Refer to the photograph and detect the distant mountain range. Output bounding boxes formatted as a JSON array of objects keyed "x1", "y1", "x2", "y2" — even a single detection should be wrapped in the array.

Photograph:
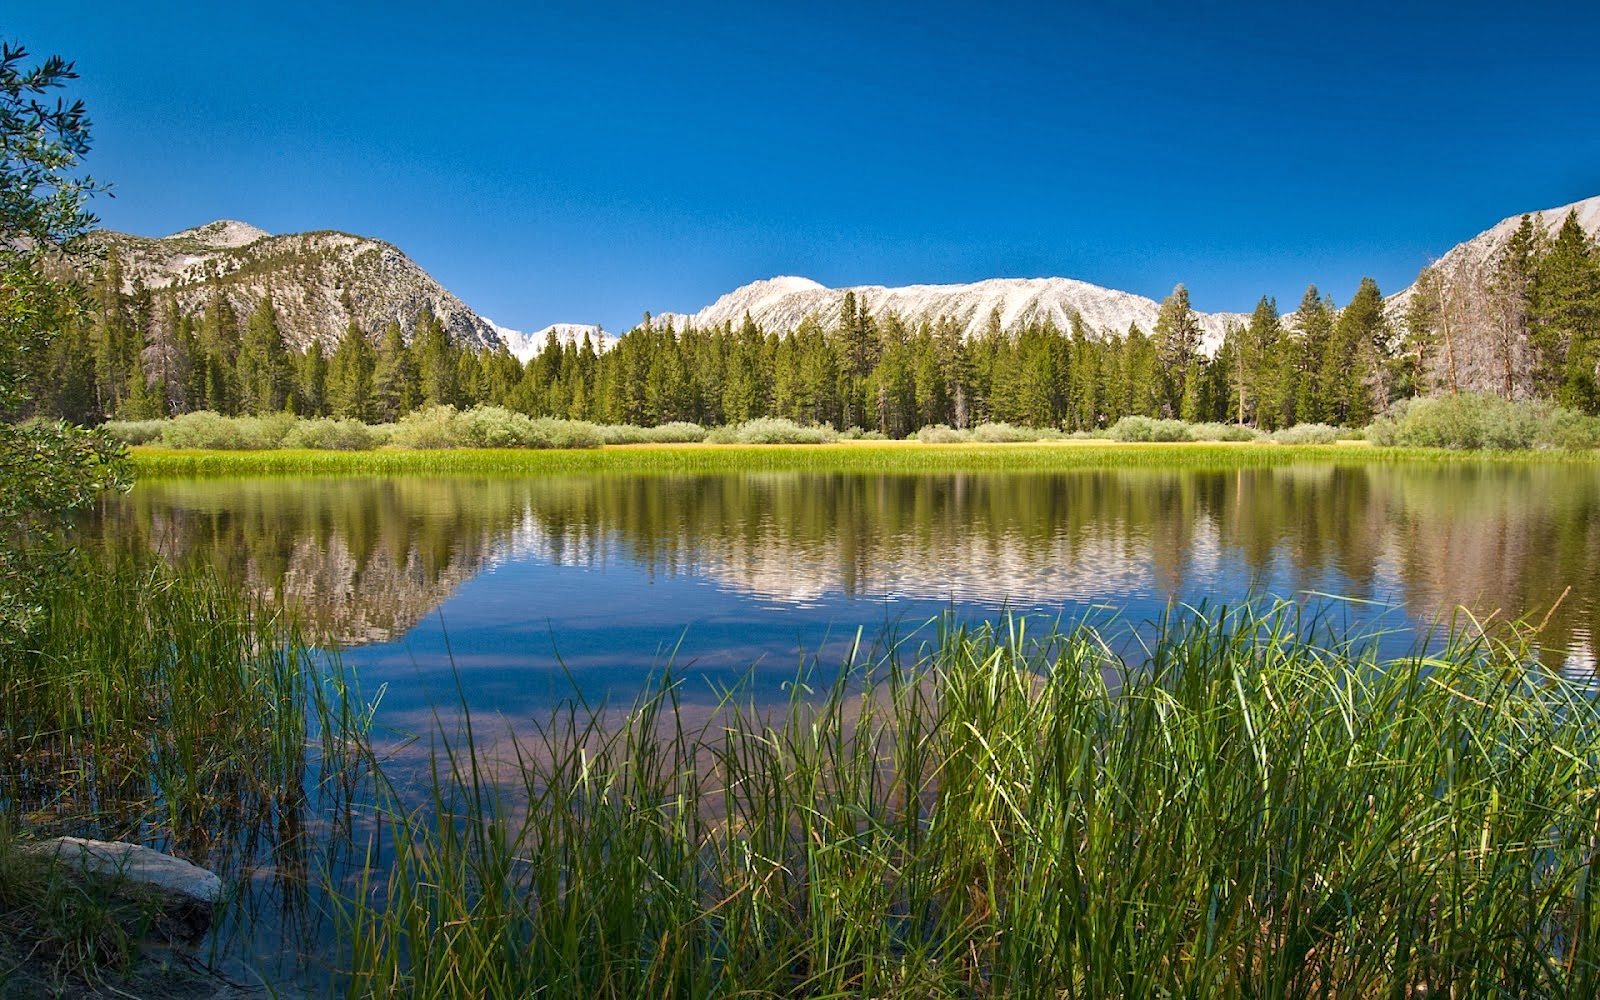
[{"x1": 90, "y1": 194, "x2": 1600, "y2": 360}]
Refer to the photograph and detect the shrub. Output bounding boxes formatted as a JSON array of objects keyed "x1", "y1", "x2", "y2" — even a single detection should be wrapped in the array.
[
  {"x1": 1269, "y1": 423, "x2": 1341, "y2": 445},
  {"x1": 711, "y1": 418, "x2": 837, "y2": 444},
  {"x1": 100, "y1": 420, "x2": 167, "y2": 446},
  {"x1": 916, "y1": 424, "x2": 967, "y2": 444},
  {"x1": 525, "y1": 417, "x2": 604, "y2": 449},
  {"x1": 280, "y1": 417, "x2": 385, "y2": 451},
  {"x1": 969, "y1": 422, "x2": 1045, "y2": 443},
  {"x1": 1541, "y1": 408, "x2": 1600, "y2": 450},
  {"x1": 599, "y1": 424, "x2": 650, "y2": 444},
  {"x1": 1370, "y1": 393, "x2": 1600, "y2": 451},
  {"x1": 389, "y1": 406, "x2": 468, "y2": 449},
  {"x1": 598, "y1": 421, "x2": 708, "y2": 444},
  {"x1": 1107, "y1": 416, "x2": 1191, "y2": 442},
  {"x1": 1187, "y1": 422, "x2": 1259, "y2": 442},
  {"x1": 160, "y1": 411, "x2": 294, "y2": 450}
]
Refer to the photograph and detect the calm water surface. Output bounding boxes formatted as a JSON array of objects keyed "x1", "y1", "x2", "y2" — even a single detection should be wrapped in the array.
[
  {"x1": 82, "y1": 459, "x2": 1600, "y2": 986},
  {"x1": 93, "y1": 461, "x2": 1600, "y2": 729}
]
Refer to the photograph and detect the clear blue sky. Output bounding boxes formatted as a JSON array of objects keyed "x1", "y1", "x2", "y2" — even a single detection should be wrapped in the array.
[{"x1": 10, "y1": 1, "x2": 1599, "y2": 332}]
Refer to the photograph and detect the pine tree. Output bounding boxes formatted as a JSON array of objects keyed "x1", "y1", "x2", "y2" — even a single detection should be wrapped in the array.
[
  {"x1": 1488, "y1": 214, "x2": 1539, "y2": 399},
  {"x1": 373, "y1": 320, "x2": 419, "y2": 420},
  {"x1": 412, "y1": 310, "x2": 459, "y2": 408},
  {"x1": 1241, "y1": 297, "x2": 1282, "y2": 427},
  {"x1": 1152, "y1": 284, "x2": 1201, "y2": 418},
  {"x1": 1292, "y1": 285, "x2": 1334, "y2": 424},
  {"x1": 1322, "y1": 278, "x2": 1387, "y2": 425},
  {"x1": 297, "y1": 340, "x2": 329, "y2": 416},
  {"x1": 89, "y1": 251, "x2": 134, "y2": 418},
  {"x1": 1530, "y1": 211, "x2": 1600, "y2": 411},
  {"x1": 236, "y1": 295, "x2": 291, "y2": 414},
  {"x1": 198, "y1": 292, "x2": 241, "y2": 413},
  {"x1": 328, "y1": 321, "x2": 377, "y2": 421}
]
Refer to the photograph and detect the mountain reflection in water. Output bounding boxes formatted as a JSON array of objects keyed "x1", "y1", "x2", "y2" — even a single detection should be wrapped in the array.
[{"x1": 89, "y1": 464, "x2": 1600, "y2": 681}]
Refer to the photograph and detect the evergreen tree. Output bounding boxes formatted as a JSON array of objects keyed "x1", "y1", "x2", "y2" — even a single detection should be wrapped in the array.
[
  {"x1": 1152, "y1": 284, "x2": 1201, "y2": 418},
  {"x1": 89, "y1": 250, "x2": 134, "y2": 418},
  {"x1": 198, "y1": 292, "x2": 241, "y2": 413},
  {"x1": 1322, "y1": 278, "x2": 1387, "y2": 425},
  {"x1": 373, "y1": 320, "x2": 419, "y2": 420},
  {"x1": 413, "y1": 310, "x2": 459, "y2": 408},
  {"x1": 1530, "y1": 211, "x2": 1600, "y2": 412},
  {"x1": 1291, "y1": 285, "x2": 1334, "y2": 424},
  {"x1": 236, "y1": 294, "x2": 291, "y2": 414},
  {"x1": 1241, "y1": 297, "x2": 1283, "y2": 427},
  {"x1": 1488, "y1": 214, "x2": 1539, "y2": 399},
  {"x1": 1401, "y1": 266, "x2": 1445, "y2": 399},
  {"x1": 328, "y1": 321, "x2": 377, "y2": 421},
  {"x1": 297, "y1": 340, "x2": 329, "y2": 416}
]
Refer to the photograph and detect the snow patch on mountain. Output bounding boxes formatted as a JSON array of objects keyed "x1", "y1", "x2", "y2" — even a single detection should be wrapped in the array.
[
  {"x1": 655, "y1": 275, "x2": 1248, "y2": 353},
  {"x1": 490, "y1": 320, "x2": 616, "y2": 363}
]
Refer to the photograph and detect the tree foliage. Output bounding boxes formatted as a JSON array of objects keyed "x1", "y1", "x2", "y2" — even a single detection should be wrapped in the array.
[{"x1": 1, "y1": 40, "x2": 128, "y2": 647}]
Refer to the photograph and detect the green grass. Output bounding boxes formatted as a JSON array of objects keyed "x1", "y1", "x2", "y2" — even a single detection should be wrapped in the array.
[
  {"x1": 331, "y1": 603, "x2": 1600, "y2": 997},
  {"x1": 0, "y1": 551, "x2": 365, "y2": 993},
  {"x1": 129, "y1": 440, "x2": 1600, "y2": 479}
]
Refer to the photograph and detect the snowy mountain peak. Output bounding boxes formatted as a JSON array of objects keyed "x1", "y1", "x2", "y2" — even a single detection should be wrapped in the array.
[
  {"x1": 490, "y1": 320, "x2": 615, "y2": 363},
  {"x1": 655, "y1": 274, "x2": 1245, "y2": 353}
]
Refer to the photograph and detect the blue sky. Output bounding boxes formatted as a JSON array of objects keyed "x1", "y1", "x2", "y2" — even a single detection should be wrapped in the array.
[{"x1": 10, "y1": 1, "x2": 1599, "y2": 332}]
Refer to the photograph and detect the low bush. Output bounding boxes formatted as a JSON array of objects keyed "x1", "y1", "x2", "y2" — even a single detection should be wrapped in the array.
[
  {"x1": 916, "y1": 424, "x2": 968, "y2": 444},
  {"x1": 159, "y1": 411, "x2": 295, "y2": 450},
  {"x1": 100, "y1": 420, "x2": 167, "y2": 446},
  {"x1": 1269, "y1": 423, "x2": 1341, "y2": 445},
  {"x1": 280, "y1": 417, "x2": 386, "y2": 451},
  {"x1": 388, "y1": 406, "x2": 468, "y2": 449},
  {"x1": 1368, "y1": 393, "x2": 1600, "y2": 450},
  {"x1": 969, "y1": 422, "x2": 1046, "y2": 443},
  {"x1": 710, "y1": 418, "x2": 838, "y2": 445},
  {"x1": 1187, "y1": 422, "x2": 1259, "y2": 442},
  {"x1": 525, "y1": 417, "x2": 605, "y2": 449},
  {"x1": 1107, "y1": 416, "x2": 1191, "y2": 442},
  {"x1": 599, "y1": 422, "x2": 709, "y2": 444}
]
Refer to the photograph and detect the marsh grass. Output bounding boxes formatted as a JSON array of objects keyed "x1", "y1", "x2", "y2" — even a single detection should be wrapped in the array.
[
  {"x1": 128, "y1": 438, "x2": 1600, "y2": 479},
  {"x1": 0, "y1": 551, "x2": 367, "y2": 991},
  {"x1": 332, "y1": 603, "x2": 1600, "y2": 997}
]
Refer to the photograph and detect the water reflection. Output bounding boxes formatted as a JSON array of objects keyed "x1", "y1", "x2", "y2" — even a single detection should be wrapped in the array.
[{"x1": 90, "y1": 463, "x2": 1600, "y2": 673}]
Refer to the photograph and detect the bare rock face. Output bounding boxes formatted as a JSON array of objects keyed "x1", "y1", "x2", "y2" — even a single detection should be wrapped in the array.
[
  {"x1": 88, "y1": 221, "x2": 503, "y2": 353},
  {"x1": 29, "y1": 837, "x2": 222, "y2": 934}
]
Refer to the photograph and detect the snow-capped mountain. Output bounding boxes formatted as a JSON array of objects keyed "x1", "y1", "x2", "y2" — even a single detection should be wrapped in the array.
[
  {"x1": 488, "y1": 321, "x2": 617, "y2": 363},
  {"x1": 654, "y1": 275, "x2": 1250, "y2": 353}
]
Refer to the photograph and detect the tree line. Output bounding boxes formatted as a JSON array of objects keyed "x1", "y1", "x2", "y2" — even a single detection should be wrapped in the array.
[{"x1": 21, "y1": 210, "x2": 1600, "y2": 433}]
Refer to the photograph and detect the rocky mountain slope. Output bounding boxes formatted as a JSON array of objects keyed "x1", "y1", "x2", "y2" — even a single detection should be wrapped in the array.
[
  {"x1": 656, "y1": 275, "x2": 1250, "y2": 353},
  {"x1": 90, "y1": 220, "x2": 502, "y2": 351},
  {"x1": 1388, "y1": 194, "x2": 1600, "y2": 311}
]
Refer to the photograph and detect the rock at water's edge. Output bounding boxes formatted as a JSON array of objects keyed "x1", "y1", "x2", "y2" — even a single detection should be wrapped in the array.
[{"x1": 27, "y1": 837, "x2": 222, "y2": 932}]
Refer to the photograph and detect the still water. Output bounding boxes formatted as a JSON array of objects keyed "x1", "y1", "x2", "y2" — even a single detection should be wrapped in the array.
[
  {"x1": 93, "y1": 461, "x2": 1600, "y2": 731},
  {"x1": 81, "y1": 459, "x2": 1600, "y2": 986}
]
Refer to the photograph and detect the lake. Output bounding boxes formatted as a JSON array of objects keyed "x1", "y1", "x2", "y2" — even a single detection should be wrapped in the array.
[
  {"x1": 93, "y1": 459, "x2": 1600, "y2": 730},
  {"x1": 77, "y1": 455, "x2": 1600, "y2": 987}
]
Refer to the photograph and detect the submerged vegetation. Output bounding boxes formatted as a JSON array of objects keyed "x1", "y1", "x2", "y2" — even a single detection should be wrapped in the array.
[{"x1": 332, "y1": 604, "x2": 1600, "y2": 997}]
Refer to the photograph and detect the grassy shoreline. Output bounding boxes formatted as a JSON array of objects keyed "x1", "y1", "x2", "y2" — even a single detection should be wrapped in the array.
[
  {"x1": 128, "y1": 439, "x2": 1600, "y2": 478},
  {"x1": 332, "y1": 604, "x2": 1600, "y2": 997}
]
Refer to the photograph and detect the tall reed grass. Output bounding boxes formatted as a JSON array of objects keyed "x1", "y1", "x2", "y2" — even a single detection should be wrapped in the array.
[
  {"x1": 0, "y1": 550, "x2": 368, "y2": 991},
  {"x1": 332, "y1": 603, "x2": 1600, "y2": 997}
]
